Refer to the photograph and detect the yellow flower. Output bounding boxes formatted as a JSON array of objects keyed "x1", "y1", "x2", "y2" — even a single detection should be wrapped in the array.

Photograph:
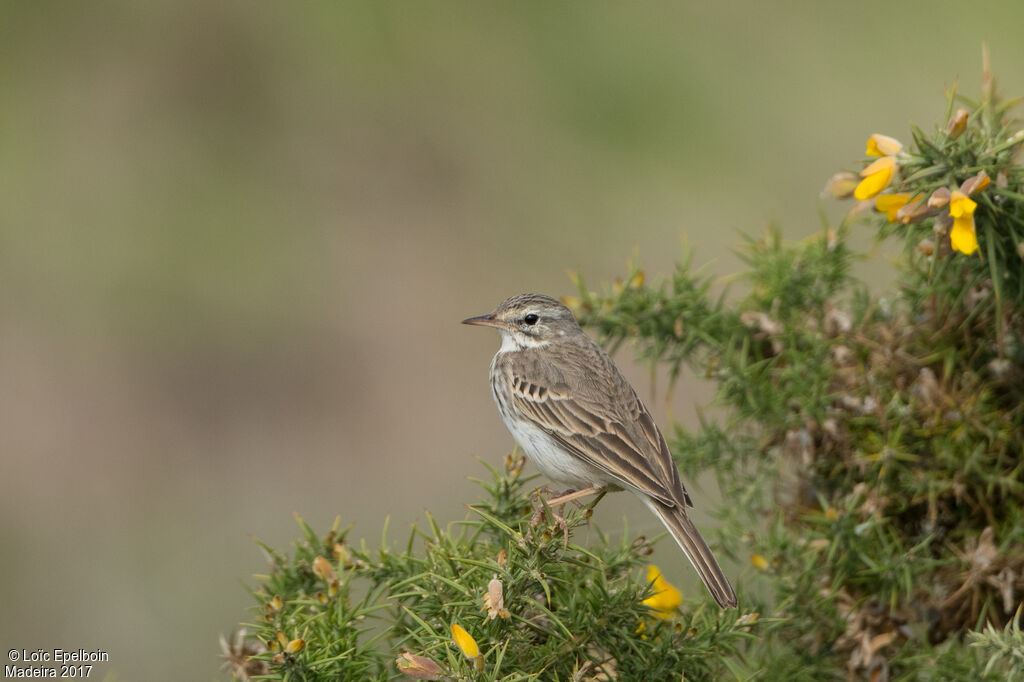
[
  {"x1": 865, "y1": 133, "x2": 903, "y2": 157},
  {"x1": 874, "y1": 193, "x2": 911, "y2": 222},
  {"x1": 450, "y1": 623, "x2": 479, "y2": 659},
  {"x1": 949, "y1": 190, "x2": 977, "y2": 219},
  {"x1": 853, "y1": 134, "x2": 903, "y2": 201},
  {"x1": 950, "y1": 217, "x2": 979, "y2": 255},
  {"x1": 750, "y1": 553, "x2": 769, "y2": 570},
  {"x1": 854, "y1": 156, "x2": 896, "y2": 200},
  {"x1": 949, "y1": 190, "x2": 979, "y2": 255},
  {"x1": 641, "y1": 565, "x2": 682, "y2": 618},
  {"x1": 735, "y1": 612, "x2": 760, "y2": 627}
]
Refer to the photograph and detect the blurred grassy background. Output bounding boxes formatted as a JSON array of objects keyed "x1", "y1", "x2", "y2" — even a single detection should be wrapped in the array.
[{"x1": 1, "y1": 2, "x2": 1023, "y2": 679}]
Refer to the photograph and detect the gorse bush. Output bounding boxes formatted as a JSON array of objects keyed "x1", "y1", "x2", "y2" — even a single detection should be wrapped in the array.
[
  {"x1": 224, "y1": 64, "x2": 1024, "y2": 681},
  {"x1": 570, "y1": 61, "x2": 1024, "y2": 680},
  {"x1": 223, "y1": 459, "x2": 759, "y2": 681}
]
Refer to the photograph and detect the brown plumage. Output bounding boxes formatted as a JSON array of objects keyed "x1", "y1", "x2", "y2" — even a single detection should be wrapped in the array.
[{"x1": 464, "y1": 293, "x2": 737, "y2": 608}]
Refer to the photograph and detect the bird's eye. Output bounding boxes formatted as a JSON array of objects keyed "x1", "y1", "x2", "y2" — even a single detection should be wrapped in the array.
[{"x1": 524, "y1": 313, "x2": 539, "y2": 325}]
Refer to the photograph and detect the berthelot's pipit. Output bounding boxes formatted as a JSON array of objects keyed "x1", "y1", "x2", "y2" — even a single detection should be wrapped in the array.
[{"x1": 463, "y1": 293, "x2": 737, "y2": 608}]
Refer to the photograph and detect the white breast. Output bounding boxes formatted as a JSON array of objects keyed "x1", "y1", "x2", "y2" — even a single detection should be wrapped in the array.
[
  {"x1": 501, "y1": 412, "x2": 603, "y2": 488},
  {"x1": 489, "y1": 346, "x2": 602, "y2": 490}
]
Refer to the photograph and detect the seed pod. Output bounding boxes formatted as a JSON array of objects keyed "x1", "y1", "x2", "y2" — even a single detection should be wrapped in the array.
[
  {"x1": 960, "y1": 170, "x2": 991, "y2": 196},
  {"x1": 927, "y1": 187, "x2": 951, "y2": 209},
  {"x1": 944, "y1": 108, "x2": 968, "y2": 139},
  {"x1": 395, "y1": 652, "x2": 444, "y2": 680}
]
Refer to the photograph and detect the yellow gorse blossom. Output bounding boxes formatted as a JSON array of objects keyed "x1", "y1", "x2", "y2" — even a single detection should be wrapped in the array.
[
  {"x1": 855, "y1": 134, "x2": 903, "y2": 200},
  {"x1": 450, "y1": 623, "x2": 479, "y2": 659},
  {"x1": 735, "y1": 612, "x2": 760, "y2": 627},
  {"x1": 641, "y1": 565, "x2": 682, "y2": 618},
  {"x1": 949, "y1": 190, "x2": 977, "y2": 218},
  {"x1": 874, "y1": 193, "x2": 912, "y2": 222},
  {"x1": 834, "y1": 127, "x2": 997, "y2": 258},
  {"x1": 865, "y1": 133, "x2": 903, "y2": 157},
  {"x1": 949, "y1": 190, "x2": 979, "y2": 255},
  {"x1": 855, "y1": 155, "x2": 897, "y2": 200}
]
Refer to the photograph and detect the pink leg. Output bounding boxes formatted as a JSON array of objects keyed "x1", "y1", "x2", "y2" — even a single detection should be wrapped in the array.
[{"x1": 546, "y1": 485, "x2": 607, "y2": 507}]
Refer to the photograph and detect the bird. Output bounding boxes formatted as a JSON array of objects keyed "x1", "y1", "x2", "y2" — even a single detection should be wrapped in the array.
[{"x1": 463, "y1": 293, "x2": 737, "y2": 608}]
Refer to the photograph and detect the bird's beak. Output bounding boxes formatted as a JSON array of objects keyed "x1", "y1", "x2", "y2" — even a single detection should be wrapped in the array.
[{"x1": 461, "y1": 313, "x2": 511, "y2": 331}]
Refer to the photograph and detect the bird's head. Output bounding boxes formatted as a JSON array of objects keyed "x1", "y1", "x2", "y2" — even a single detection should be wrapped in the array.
[{"x1": 462, "y1": 293, "x2": 580, "y2": 350}]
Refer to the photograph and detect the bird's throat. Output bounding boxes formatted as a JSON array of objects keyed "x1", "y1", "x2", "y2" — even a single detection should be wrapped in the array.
[{"x1": 497, "y1": 331, "x2": 550, "y2": 352}]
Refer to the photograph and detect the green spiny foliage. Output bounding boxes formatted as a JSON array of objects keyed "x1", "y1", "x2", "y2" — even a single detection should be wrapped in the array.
[
  {"x1": 969, "y1": 606, "x2": 1024, "y2": 681},
  {"x1": 569, "y1": 71, "x2": 1024, "y2": 680},
  {"x1": 223, "y1": 457, "x2": 762, "y2": 681}
]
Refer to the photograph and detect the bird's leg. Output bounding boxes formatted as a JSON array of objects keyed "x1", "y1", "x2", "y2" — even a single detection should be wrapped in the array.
[
  {"x1": 527, "y1": 490, "x2": 568, "y2": 547},
  {"x1": 546, "y1": 485, "x2": 608, "y2": 507},
  {"x1": 583, "y1": 488, "x2": 608, "y2": 513},
  {"x1": 531, "y1": 486, "x2": 609, "y2": 548},
  {"x1": 528, "y1": 489, "x2": 551, "y2": 528}
]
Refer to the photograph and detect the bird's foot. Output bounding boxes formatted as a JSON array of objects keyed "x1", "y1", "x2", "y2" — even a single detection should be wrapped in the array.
[
  {"x1": 528, "y1": 490, "x2": 571, "y2": 548},
  {"x1": 529, "y1": 486, "x2": 609, "y2": 547},
  {"x1": 528, "y1": 488, "x2": 555, "y2": 526}
]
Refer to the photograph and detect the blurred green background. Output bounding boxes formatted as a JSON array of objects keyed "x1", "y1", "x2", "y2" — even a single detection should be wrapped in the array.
[{"x1": 2, "y1": 2, "x2": 1023, "y2": 679}]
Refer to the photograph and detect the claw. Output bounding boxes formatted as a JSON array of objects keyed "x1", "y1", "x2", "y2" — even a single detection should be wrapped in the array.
[
  {"x1": 527, "y1": 486, "x2": 609, "y2": 547},
  {"x1": 553, "y1": 511, "x2": 569, "y2": 548}
]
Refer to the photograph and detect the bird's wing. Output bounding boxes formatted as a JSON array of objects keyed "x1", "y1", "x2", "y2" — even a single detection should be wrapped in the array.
[{"x1": 505, "y1": 349, "x2": 689, "y2": 508}]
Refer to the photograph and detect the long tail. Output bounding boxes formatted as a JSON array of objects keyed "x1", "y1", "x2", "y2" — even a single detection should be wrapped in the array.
[{"x1": 641, "y1": 497, "x2": 737, "y2": 608}]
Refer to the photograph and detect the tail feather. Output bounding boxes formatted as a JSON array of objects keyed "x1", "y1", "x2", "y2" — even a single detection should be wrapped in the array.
[{"x1": 642, "y1": 498, "x2": 738, "y2": 608}]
